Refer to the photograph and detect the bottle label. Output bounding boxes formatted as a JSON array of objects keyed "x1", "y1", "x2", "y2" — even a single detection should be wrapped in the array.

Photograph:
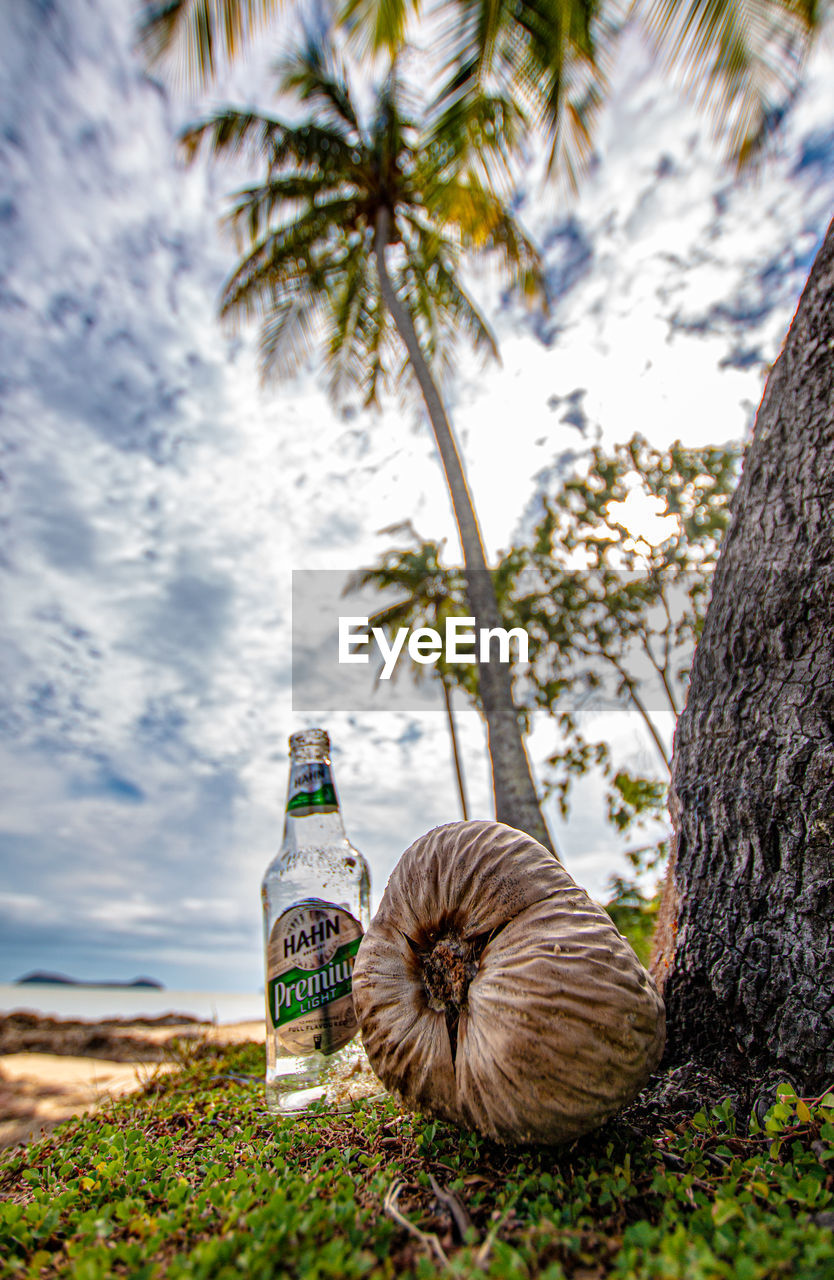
[
  {"x1": 286, "y1": 762, "x2": 338, "y2": 817},
  {"x1": 266, "y1": 899, "x2": 362, "y2": 1055}
]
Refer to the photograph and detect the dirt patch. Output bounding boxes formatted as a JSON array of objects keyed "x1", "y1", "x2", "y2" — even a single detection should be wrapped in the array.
[
  {"x1": 0, "y1": 1011, "x2": 210, "y2": 1061},
  {"x1": 0, "y1": 1012, "x2": 265, "y2": 1148}
]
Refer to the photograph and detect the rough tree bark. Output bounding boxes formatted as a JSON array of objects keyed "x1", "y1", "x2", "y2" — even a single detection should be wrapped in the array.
[{"x1": 652, "y1": 217, "x2": 834, "y2": 1093}]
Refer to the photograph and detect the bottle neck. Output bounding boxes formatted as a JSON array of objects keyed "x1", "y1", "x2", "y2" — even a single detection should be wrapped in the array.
[{"x1": 282, "y1": 756, "x2": 348, "y2": 850}]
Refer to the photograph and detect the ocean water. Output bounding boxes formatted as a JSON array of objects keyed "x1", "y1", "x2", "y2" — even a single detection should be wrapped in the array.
[{"x1": 0, "y1": 984, "x2": 264, "y2": 1025}]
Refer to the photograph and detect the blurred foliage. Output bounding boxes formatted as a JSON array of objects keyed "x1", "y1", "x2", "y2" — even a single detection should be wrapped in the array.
[
  {"x1": 344, "y1": 523, "x2": 476, "y2": 698},
  {"x1": 604, "y1": 872, "x2": 661, "y2": 966},
  {"x1": 498, "y1": 434, "x2": 740, "y2": 844},
  {"x1": 140, "y1": 0, "x2": 829, "y2": 173}
]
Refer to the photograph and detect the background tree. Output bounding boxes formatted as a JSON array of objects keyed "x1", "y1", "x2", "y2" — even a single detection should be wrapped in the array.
[
  {"x1": 495, "y1": 438, "x2": 739, "y2": 965},
  {"x1": 345, "y1": 526, "x2": 473, "y2": 818},
  {"x1": 494, "y1": 436, "x2": 740, "y2": 963},
  {"x1": 498, "y1": 434, "x2": 739, "y2": 842},
  {"x1": 181, "y1": 35, "x2": 555, "y2": 850},
  {"x1": 654, "y1": 217, "x2": 834, "y2": 1095}
]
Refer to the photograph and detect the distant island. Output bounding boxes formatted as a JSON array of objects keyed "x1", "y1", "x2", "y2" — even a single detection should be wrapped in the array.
[{"x1": 15, "y1": 972, "x2": 164, "y2": 989}]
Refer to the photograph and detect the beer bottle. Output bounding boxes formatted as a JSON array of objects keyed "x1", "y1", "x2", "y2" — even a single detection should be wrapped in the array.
[{"x1": 261, "y1": 728, "x2": 371, "y2": 1112}]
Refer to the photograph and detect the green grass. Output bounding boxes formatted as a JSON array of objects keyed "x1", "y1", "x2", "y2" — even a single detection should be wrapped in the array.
[{"x1": 1, "y1": 1042, "x2": 833, "y2": 1279}]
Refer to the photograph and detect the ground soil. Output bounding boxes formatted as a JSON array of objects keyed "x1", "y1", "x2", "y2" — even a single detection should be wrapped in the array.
[{"x1": 0, "y1": 1012, "x2": 265, "y2": 1148}]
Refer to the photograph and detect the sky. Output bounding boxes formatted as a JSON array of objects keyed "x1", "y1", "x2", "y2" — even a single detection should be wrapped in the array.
[{"x1": 1, "y1": 0, "x2": 833, "y2": 992}]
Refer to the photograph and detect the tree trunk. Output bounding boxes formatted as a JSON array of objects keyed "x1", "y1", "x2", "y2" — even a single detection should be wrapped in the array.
[
  {"x1": 654, "y1": 217, "x2": 834, "y2": 1093},
  {"x1": 440, "y1": 672, "x2": 469, "y2": 819},
  {"x1": 373, "y1": 206, "x2": 555, "y2": 854}
]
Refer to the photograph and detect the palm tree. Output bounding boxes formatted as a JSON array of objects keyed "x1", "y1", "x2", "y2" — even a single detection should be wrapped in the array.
[
  {"x1": 139, "y1": 0, "x2": 827, "y2": 170},
  {"x1": 180, "y1": 35, "x2": 556, "y2": 851},
  {"x1": 346, "y1": 526, "x2": 475, "y2": 819}
]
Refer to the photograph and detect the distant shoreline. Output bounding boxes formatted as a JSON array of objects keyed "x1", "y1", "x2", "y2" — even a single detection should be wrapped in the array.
[
  {"x1": 0, "y1": 982, "x2": 265, "y2": 1027},
  {"x1": 15, "y1": 971, "x2": 164, "y2": 989}
]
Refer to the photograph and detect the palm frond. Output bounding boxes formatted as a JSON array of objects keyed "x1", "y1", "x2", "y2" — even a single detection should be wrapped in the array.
[
  {"x1": 367, "y1": 597, "x2": 423, "y2": 629},
  {"x1": 475, "y1": 0, "x2": 508, "y2": 80},
  {"x1": 179, "y1": 109, "x2": 282, "y2": 165},
  {"x1": 500, "y1": 0, "x2": 606, "y2": 184},
  {"x1": 319, "y1": 241, "x2": 392, "y2": 405},
  {"x1": 224, "y1": 177, "x2": 361, "y2": 246},
  {"x1": 180, "y1": 111, "x2": 358, "y2": 177},
  {"x1": 354, "y1": 290, "x2": 400, "y2": 409},
  {"x1": 357, "y1": 289, "x2": 395, "y2": 406},
  {"x1": 338, "y1": 0, "x2": 420, "y2": 53},
  {"x1": 395, "y1": 212, "x2": 491, "y2": 347},
  {"x1": 421, "y1": 172, "x2": 502, "y2": 242},
  {"x1": 415, "y1": 252, "x2": 500, "y2": 362},
  {"x1": 370, "y1": 67, "x2": 418, "y2": 167},
  {"x1": 219, "y1": 198, "x2": 362, "y2": 320},
  {"x1": 376, "y1": 520, "x2": 425, "y2": 542},
  {"x1": 257, "y1": 241, "x2": 365, "y2": 380},
  {"x1": 258, "y1": 288, "x2": 322, "y2": 379},
  {"x1": 432, "y1": 0, "x2": 507, "y2": 95},
  {"x1": 431, "y1": 0, "x2": 606, "y2": 182},
  {"x1": 422, "y1": 88, "x2": 529, "y2": 195},
  {"x1": 420, "y1": 175, "x2": 544, "y2": 298},
  {"x1": 432, "y1": 260, "x2": 500, "y2": 360},
  {"x1": 641, "y1": 0, "x2": 821, "y2": 165},
  {"x1": 542, "y1": 85, "x2": 602, "y2": 191},
  {"x1": 138, "y1": 0, "x2": 282, "y2": 86},
  {"x1": 276, "y1": 35, "x2": 364, "y2": 137},
  {"x1": 266, "y1": 121, "x2": 358, "y2": 171},
  {"x1": 396, "y1": 257, "x2": 445, "y2": 371}
]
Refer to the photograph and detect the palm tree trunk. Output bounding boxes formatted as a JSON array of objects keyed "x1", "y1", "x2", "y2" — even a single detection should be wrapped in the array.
[
  {"x1": 439, "y1": 672, "x2": 469, "y2": 820},
  {"x1": 374, "y1": 206, "x2": 555, "y2": 854}
]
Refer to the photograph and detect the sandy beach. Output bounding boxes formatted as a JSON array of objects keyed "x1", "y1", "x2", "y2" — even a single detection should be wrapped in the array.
[{"x1": 0, "y1": 1014, "x2": 265, "y2": 1149}]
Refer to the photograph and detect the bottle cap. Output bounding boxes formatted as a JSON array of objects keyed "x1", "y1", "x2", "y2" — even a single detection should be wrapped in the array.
[{"x1": 289, "y1": 728, "x2": 331, "y2": 756}]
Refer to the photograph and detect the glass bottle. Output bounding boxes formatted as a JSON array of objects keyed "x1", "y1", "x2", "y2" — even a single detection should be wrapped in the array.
[{"x1": 261, "y1": 728, "x2": 371, "y2": 1112}]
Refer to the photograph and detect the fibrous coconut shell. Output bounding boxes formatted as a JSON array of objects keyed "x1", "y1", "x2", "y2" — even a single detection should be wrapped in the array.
[{"x1": 352, "y1": 820, "x2": 665, "y2": 1144}]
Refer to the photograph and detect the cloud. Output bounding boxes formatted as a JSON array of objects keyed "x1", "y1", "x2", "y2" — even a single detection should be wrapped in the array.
[
  {"x1": 547, "y1": 389, "x2": 590, "y2": 435},
  {"x1": 68, "y1": 765, "x2": 146, "y2": 804},
  {"x1": 792, "y1": 126, "x2": 834, "y2": 179}
]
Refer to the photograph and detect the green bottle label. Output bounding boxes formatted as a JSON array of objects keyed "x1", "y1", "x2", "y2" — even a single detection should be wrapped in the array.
[
  {"x1": 268, "y1": 936, "x2": 362, "y2": 1027},
  {"x1": 266, "y1": 900, "x2": 363, "y2": 1056},
  {"x1": 286, "y1": 763, "x2": 338, "y2": 816}
]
